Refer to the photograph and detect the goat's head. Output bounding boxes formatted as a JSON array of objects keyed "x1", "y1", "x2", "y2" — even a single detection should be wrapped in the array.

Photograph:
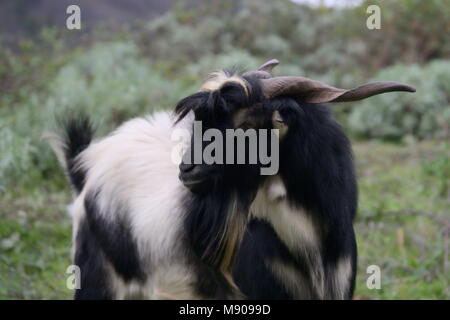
[
  {"x1": 175, "y1": 63, "x2": 281, "y2": 196},
  {"x1": 175, "y1": 59, "x2": 415, "y2": 195}
]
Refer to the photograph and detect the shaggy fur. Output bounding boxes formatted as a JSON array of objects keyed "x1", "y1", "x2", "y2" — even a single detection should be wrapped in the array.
[
  {"x1": 55, "y1": 71, "x2": 274, "y2": 299},
  {"x1": 54, "y1": 70, "x2": 358, "y2": 300},
  {"x1": 233, "y1": 97, "x2": 357, "y2": 299}
]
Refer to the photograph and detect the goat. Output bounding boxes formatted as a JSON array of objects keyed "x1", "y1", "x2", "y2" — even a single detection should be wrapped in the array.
[
  {"x1": 52, "y1": 59, "x2": 414, "y2": 300},
  {"x1": 232, "y1": 60, "x2": 416, "y2": 299},
  {"x1": 51, "y1": 69, "x2": 275, "y2": 299}
]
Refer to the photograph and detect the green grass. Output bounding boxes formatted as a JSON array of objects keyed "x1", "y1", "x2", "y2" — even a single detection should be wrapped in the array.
[
  {"x1": 0, "y1": 140, "x2": 448, "y2": 299},
  {"x1": 353, "y1": 141, "x2": 449, "y2": 299},
  {"x1": 0, "y1": 183, "x2": 72, "y2": 299}
]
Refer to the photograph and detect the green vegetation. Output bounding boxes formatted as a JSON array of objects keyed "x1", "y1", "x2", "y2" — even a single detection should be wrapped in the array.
[
  {"x1": 354, "y1": 141, "x2": 449, "y2": 299},
  {"x1": 0, "y1": 0, "x2": 449, "y2": 299},
  {"x1": 348, "y1": 61, "x2": 450, "y2": 141}
]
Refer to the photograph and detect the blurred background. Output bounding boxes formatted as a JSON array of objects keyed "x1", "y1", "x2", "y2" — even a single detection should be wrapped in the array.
[{"x1": 0, "y1": 0, "x2": 449, "y2": 299}]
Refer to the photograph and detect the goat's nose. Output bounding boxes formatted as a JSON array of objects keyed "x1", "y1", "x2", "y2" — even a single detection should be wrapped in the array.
[{"x1": 179, "y1": 162, "x2": 195, "y2": 173}]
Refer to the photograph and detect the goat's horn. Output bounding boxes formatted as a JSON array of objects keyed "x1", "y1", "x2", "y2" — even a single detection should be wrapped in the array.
[
  {"x1": 261, "y1": 76, "x2": 416, "y2": 103},
  {"x1": 243, "y1": 59, "x2": 280, "y2": 79}
]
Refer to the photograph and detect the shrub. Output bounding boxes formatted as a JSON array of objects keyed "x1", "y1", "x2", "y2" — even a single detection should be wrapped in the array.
[
  {"x1": 0, "y1": 41, "x2": 191, "y2": 188},
  {"x1": 44, "y1": 41, "x2": 182, "y2": 126},
  {"x1": 0, "y1": 121, "x2": 36, "y2": 190},
  {"x1": 347, "y1": 60, "x2": 450, "y2": 140}
]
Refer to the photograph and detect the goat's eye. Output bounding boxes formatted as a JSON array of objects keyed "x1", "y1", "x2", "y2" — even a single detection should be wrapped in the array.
[
  {"x1": 240, "y1": 122, "x2": 256, "y2": 130},
  {"x1": 273, "y1": 111, "x2": 284, "y2": 124}
]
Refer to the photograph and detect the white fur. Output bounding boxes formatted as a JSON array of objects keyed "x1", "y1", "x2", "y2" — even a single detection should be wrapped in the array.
[
  {"x1": 329, "y1": 256, "x2": 353, "y2": 300},
  {"x1": 268, "y1": 258, "x2": 313, "y2": 299},
  {"x1": 70, "y1": 110, "x2": 201, "y2": 299},
  {"x1": 251, "y1": 176, "x2": 321, "y2": 252},
  {"x1": 251, "y1": 176, "x2": 354, "y2": 299},
  {"x1": 251, "y1": 176, "x2": 325, "y2": 298},
  {"x1": 200, "y1": 70, "x2": 249, "y2": 96}
]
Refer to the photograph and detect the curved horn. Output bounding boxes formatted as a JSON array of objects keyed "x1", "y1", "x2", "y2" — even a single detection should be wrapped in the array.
[
  {"x1": 261, "y1": 76, "x2": 416, "y2": 103},
  {"x1": 243, "y1": 59, "x2": 280, "y2": 79}
]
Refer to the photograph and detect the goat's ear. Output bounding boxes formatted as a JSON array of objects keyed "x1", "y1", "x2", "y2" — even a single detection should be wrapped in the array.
[
  {"x1": 174, "y1": 92, "x2": 209, "y2": 123},
  {"x1": 261, "y1": 77, "x2": 416, "y2": 103},
  {"x1": 243, "y1": 59, "x2": 280, "y2": 79}
]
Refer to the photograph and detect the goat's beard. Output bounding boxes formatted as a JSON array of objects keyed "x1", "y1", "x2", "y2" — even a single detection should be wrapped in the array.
[{"x1": 183, "y1": 183, "x2": 255, "y2": 269}]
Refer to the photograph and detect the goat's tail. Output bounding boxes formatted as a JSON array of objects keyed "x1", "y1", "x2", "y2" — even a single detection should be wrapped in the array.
[{"x1": 45, "y1": 114, "x2": 95, "y2": 194}]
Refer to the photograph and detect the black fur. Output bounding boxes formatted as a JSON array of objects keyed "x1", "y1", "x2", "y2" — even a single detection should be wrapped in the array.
[
  {"x1": 188, "y1": 241, "x2": 243, "y2": 299},
  {"x1": 74, "y1": 190, "x2": 145, "y2": 299},
  {"x1": 74, "y1": 218, "x2": 112, "y2": 300},
  {"x1": 181, "y1": 174, "x2": 258, "y2": 298},
  {"x1": 61, "y1": 115, "x2": 95, "y2": 193},
  {"x1": 176, "y1": 73, "x2": 271, "y2": 298},
  {"x1": 175, "y1": 73, "x2": 263, "y2": 126},
  {"x1": 84, "y1": 191, "x2": 145, "y2": 282},
  {"x1": 234, "y1": 219, "x2": 318, "y2": 299},
  {"x1": 233, "y1": 97, "x2": 358, "y2": 300}
]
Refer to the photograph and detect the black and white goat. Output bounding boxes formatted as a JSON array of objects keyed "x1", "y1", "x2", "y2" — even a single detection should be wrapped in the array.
[
  {"x1": 52, "y1": 69, "x2": 275, "y2": 299},
  {"x1": 52, "y1": 60, "x2": 414, "y2": 299}
]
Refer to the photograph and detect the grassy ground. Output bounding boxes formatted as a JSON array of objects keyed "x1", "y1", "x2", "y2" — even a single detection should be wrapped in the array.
[
  {"x1": 0, "y1": 184, "x2": 72, "y2": 299},
  {"x1": 0, "y1": 140, "x2": 448, "y2": 299},
  {"x1": 353, "y1": 141, "x2": 449, "y2": 299}
]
